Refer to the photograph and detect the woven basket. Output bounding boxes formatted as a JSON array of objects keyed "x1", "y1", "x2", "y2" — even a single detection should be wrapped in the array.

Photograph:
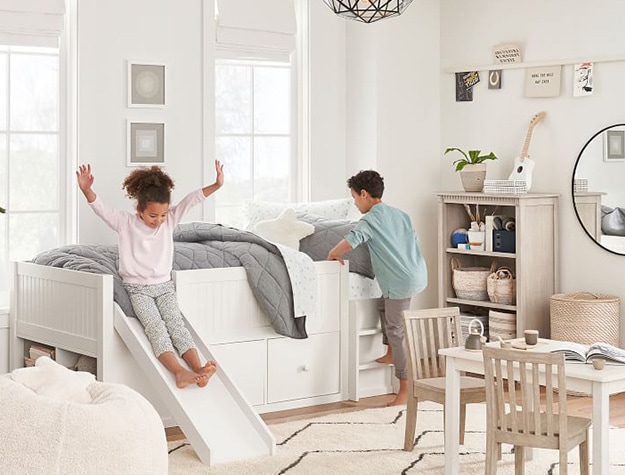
[
  {"x1": 488, "y1": 310, "x2": 517, "y2": 341},
  {"x1": 451, "y1": 258, "x2": 497, "y2": 301},
  {"x1": 487, "y1": 267, "x2": 516, "y2": 305},
  {"x1": 550, "y1": 292, "x2": 620, "y2": 346}
]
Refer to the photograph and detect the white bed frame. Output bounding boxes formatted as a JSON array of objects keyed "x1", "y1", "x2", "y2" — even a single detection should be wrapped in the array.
[{"x1": 10, "y1": 260, "x2": 358, "y2": 465}]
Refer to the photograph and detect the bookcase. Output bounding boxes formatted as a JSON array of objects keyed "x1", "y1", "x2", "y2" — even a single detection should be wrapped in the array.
[{"x1": 437, "y1": 192, "x2": 559, "y2": 339}]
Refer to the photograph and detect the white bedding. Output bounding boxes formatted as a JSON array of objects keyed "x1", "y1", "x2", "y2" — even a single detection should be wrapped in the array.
[{"x1": 349, "y1": 273, "x2": 382, "y2": 300}]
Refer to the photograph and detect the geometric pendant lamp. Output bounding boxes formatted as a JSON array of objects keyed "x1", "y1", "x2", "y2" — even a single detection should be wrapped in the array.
[{"x1": 321, "y1": 0, "x2": 415, "y2": 24}]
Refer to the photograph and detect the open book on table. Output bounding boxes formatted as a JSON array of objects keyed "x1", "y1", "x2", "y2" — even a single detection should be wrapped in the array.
[{"x1": 548, "y1": 340, "x2": 625, "y2": 364}]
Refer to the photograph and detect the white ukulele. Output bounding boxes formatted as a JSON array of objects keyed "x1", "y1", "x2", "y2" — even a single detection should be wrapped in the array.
[{"x1": 508, "y1": 111, "x2": 546, "y2": 191}]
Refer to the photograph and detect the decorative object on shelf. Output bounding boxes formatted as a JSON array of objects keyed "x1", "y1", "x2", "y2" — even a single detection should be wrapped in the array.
[
  {"x1": 507, "y1": 111, "x2": 546, "y2": 192},
  {"x1": 450, "y1": 258, "x2": 497, "y2": 301},
  {"x1": 524, "y1": 65, "x2": 561, "y2": 98},
  {"x1": 550, "y1": 291, "x2": 620, "y2": 346},
  {"x1": 487, "y1": 267, "x2": 516, "y2": 305},
  {"x1": 493, "y1": 43, "x2": 521, "y2": 64},
  {"x1": 573, "y1": 62, "x2": 593, "y2": 97},
  {"x1": 488, "y1": 309, "x2": 516, "y2": 341},
  {"x1": 444, "y1": 147, "x2": 498, "y2": 192},
  {"x1": 573, "y1": 178, "x2": 588, "y2": 193},
  {"x1": 127, "y1": 61, "x2": 165, "y2": 107},
  {"x1": 483, "y1": 179, "x2": 527, "y2": 194},
  {"x1": 127, "y1": 121, "x2": 165, "y2": 166},
  {"x1": 321, "y1": 0, "x2": 414, "y2": 23},
  {"x1": 451, "y1": 228, "x2": 468, "y2": 247}
]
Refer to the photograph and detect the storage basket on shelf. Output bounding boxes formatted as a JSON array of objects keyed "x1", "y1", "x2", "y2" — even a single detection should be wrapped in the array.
[
  {"x1": 487, "y1": 267, "x2": 516, "y2": 305},
  {"x1": 550, "y1": 292, "x2": 620, "y2": 346},
  {"x1": 488, "y1": 310, "x2": 516, "y2": 341},
  {"x1": 451, "y1": 258, "x2": 497, "y2": 301}
]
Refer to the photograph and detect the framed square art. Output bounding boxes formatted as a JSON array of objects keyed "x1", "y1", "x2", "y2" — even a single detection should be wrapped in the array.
[
  {"x1": 604, "y1": 129, "x2": 625, "y2": 162},
  {"x1": 127, "y1": 121, "x2": 165, "y2": 166},
  {"x1": 127, "y1": 61, "x2": 165, "y2": 107}
]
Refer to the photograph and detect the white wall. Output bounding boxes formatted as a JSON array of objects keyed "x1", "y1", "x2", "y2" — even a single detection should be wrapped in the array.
[
  {"x1": 440, "y1": 0, "x2": 625, "y2": 341},
  {"x1": 344, "y1": 1, "x2": 441, "y2": 308}
]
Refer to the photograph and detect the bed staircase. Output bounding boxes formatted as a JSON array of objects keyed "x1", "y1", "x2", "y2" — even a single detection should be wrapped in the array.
[{"x1": 113, "y1": 306, "x2": 275, "y2": 466}]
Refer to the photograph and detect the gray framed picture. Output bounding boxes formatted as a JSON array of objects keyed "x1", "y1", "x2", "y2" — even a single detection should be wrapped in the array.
[
  {"x1": 127, "y1": 61, "x2": 165, "y2": 107},
  {"x1": 127, "y1": 121, "x2": 165, "y2": 166},
  {"x1": 604, "y1": 130, "x2": 625, "y2": 162}
]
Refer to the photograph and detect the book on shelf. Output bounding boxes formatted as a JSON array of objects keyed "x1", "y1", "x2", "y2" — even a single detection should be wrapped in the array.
[{"x1": 548, "y1": 340, "x2": 625, "y2": 364}]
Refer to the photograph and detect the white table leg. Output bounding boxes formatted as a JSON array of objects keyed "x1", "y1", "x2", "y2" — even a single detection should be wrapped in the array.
[
  {"x1": 591, "y1": 382, "x2": 609, "y2": 475},
  {"x1": 444, "y1": 356, "x2": 460, "y2": 475}
]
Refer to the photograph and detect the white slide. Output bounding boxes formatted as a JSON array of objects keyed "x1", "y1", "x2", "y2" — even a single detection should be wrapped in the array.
[{"x1": 113, "y1": 306, "x2": 275, "y2": 466}]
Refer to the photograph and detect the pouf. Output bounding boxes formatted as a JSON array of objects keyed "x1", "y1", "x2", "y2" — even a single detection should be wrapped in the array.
[{"x1": 0, "y1": 358, "x2": 167, "y2": 475}]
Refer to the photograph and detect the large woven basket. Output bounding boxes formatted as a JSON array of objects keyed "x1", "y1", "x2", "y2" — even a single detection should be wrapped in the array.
[
  {"x1": 550, "y1": 292, "x2": 620, "y2": 345},
  {"x1": 488, "y1": 310, "x2": 516, "y2": 341},
  {"x1": 451, "y1": 258, "x2": 497, "y2": 301},
  {"x1": 487, "y1": 267, "x2": 516, "y2": 305}
]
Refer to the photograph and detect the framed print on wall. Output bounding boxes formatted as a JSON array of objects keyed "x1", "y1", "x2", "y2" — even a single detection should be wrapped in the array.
[
  {"x1": 604, "y1": 129, "x2": 625, "y2": 162},
  {"x1": 127, "y1": 61, "x2": 165, "y2": 107},
  {"x1": 127, "y1": 121, "x2": 165, "y2": 166}
]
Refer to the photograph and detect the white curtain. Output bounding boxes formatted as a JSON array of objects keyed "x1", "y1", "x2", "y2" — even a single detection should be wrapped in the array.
[
  {"x1": 0, "y1": 0, "x2": 66, "y2": 48},
  {"x1": 215, "y1": 0, "x2": 296, "y2": 61}
]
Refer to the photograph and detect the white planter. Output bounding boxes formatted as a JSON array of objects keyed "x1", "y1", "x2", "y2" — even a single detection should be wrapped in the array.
[{"x1": 459, "y1": 163, "x2": 487, "y2": 192}]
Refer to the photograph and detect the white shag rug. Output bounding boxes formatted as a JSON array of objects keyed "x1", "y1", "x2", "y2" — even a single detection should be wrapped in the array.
[{"x1": 168, "y1": 401, "x2": 625, "y2": 474}]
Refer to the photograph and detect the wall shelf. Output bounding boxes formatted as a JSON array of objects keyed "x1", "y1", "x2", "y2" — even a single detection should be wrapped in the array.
[{"x1": 443, "y1": 55, "x2": 625, "y2": 74}]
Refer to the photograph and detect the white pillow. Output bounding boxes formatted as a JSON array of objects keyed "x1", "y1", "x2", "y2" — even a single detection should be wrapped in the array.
[
  {"x1": 245, "y1": 198, "x2": 354, "y2": 230},
  {"x1": 253, "y1": 208, "x2": 315, "y2": 250}
]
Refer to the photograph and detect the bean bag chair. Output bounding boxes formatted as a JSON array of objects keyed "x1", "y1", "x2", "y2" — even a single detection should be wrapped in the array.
[{"x1": 0, "y1": 357, "x2": 167, "y2": 475}]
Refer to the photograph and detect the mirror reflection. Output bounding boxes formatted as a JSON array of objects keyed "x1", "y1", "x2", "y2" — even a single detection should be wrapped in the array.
[{"x1": 573, "y1": 123, "x2": 625, "y2": 255}]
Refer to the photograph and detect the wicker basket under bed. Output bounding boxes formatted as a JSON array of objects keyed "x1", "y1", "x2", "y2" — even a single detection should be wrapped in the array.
[{"x1": 550, "y1": 292, "x2": 620, "y2": 346}]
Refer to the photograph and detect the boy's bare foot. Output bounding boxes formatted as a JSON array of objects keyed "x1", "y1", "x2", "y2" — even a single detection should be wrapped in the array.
[
  {"x1": 175, "y1": 369, "x2": 208, "y2": 389},
  {"x1": 386, "y1": 393, "x2": 408, "y2": 406},
  {"x1": 196, "y1": 361, "x2": 217, "y2": 388},
  {"x1": 375, "y1": 349, "x2": 393, "y2": 364}
]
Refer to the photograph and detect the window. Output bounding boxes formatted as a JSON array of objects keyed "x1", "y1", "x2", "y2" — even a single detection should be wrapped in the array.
[
  {"x1": 214, "y1": 60, "x2": 295, "y2": 228},
  {"x1": 0, "y1": 45, "x2": 62, "y2": 305}
]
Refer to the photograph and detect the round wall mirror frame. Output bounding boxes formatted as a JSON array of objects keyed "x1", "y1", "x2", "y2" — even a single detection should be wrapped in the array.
[{"x1": 572, "y1": 123, "x2": 625, "y2": 256}]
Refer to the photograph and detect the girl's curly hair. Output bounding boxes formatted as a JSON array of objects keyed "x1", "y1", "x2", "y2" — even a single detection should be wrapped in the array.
[{"x1": 122, "y1": 166, "x2": 175, "y2": 211}]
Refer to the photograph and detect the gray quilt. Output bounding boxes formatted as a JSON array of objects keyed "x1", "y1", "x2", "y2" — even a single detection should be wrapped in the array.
[{"x1": 32, "y1": 222, "x2": 307, "y2": 339}]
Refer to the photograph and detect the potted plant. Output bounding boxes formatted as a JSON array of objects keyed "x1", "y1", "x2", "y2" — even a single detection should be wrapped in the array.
[{"x1": 444, "y1": 147, "x2": 498, "y2": 192}]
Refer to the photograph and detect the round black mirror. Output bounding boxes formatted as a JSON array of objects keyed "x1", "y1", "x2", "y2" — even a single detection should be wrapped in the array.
[{"x1": 572, "y1": 123, "x2": 625, "y2": 255}]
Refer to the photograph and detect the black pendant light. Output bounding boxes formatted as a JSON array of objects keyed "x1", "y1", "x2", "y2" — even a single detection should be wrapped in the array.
[{"x1": 322, "y1": 0, "x2": 414, "y2": 24}]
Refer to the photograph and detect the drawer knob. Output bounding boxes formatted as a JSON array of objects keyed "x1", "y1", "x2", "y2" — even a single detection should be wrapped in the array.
[{"x1": 302, "y1": 364, "x2": 310, "y2": 372}]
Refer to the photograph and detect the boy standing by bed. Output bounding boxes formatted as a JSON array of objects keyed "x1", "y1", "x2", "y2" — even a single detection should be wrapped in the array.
[{"x1": 327, "y1": 170, "x2": 427, "y2": 406}]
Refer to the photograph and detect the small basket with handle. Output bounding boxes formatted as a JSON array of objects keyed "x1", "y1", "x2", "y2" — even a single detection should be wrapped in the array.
[
  {"x1": 451, "y1": 258, "x2": 497, "y2": 301},
  {"x1": 487, "y1": 267, "x2": 516, "y2": 305}
]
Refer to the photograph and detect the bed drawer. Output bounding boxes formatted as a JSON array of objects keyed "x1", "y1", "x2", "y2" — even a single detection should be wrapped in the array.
[
  {"x1": 266, "y1": 332, "x2": 340, "y2": 403},
  {"x1": 210, "y1": 340, "x2": 266, "y2": 406}
]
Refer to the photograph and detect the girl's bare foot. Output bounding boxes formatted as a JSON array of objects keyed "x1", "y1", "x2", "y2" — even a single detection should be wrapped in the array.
[
  {"x1": 175, "y1": 369, "x2": 208, "y2": 389},
  {"x1": 196, "y1": 361, "x2": 217, "y2": 388}
]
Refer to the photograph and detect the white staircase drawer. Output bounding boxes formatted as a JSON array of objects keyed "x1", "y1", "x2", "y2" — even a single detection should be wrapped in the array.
[
  {"x1": 211, "y1": 340, "x2": 266, "y2": 407},
  {"x1": 267, "y1": 332, "x2": 340, "y2": 403}
]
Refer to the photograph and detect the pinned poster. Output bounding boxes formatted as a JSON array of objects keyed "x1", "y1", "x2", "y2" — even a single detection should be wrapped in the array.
[
  {"x1": 455, "y1": 72, "x2": 473, "y2": 102},
  {"x1": 524, "y1": 65, "x2": 561, "y2": 98},
  {"x1": 488, "y1": 70, "x2": 502, "y2": 89},
  {"x1": 574, "y1": 62, "x2": 593, "y2": 97}
]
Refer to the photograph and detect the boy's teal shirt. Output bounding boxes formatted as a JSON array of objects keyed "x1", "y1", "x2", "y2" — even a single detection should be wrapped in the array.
[{"x1": 345, "y1": 202, "x2": 427, "y2": 299}]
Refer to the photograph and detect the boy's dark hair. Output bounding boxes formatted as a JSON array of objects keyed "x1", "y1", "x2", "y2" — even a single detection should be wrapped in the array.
[
  {"x1": 123, "y1": 166, "x2": 175, "y2": 211},
  {"x1": 347, "y1": 170, "x2": 384, "y2": 199}
]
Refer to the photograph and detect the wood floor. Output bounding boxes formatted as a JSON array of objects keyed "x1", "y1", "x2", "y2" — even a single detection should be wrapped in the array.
[{"x1": 165, "y1": 391, "x2": 625, "y2": 442}]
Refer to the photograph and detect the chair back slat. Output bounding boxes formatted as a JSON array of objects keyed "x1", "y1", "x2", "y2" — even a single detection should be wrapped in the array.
[
  {"x1": 403, "y1": 307, "x2": 461, "y2": 379},
  {"x1": 483, "y1": 347, "x2": 567, "y2": 442}
]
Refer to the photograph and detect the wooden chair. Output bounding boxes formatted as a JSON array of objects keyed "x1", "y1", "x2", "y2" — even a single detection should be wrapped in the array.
[
  {"x1": 482, "y1": 347, "x2": 591, "y2": 475},
  {"x1": 402, "y1": 307, "x2": 486, "y2": 451}
]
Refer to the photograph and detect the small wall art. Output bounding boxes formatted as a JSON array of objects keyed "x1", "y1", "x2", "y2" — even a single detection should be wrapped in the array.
[
  {"x1": 524, "y1": 65, "x2": 561, "y2": 98},
  {"x1": 573, "y1": 62, "x2": 593, "y2": 97},
  {"x1": 128, "y1": 61, "x2": 165, "y2": 107},
  {"x1": 127, "y1": 121, "x2": 165, "y2": 166},
  {"x1": 604, "y1": 129, "x2": 625, "y2": 162}
]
